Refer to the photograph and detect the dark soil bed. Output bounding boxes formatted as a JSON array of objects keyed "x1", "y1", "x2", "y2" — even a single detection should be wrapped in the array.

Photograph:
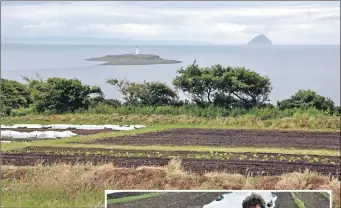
[
  {"x1": 8, "y1": 146, "x2": 340, "y2": 165},
  {"x1": 2, "y1": 153, "x2": 339, "y2": 177},
  {"x1": 85, "y1": 129, "x2": 340, "y2": 150}
]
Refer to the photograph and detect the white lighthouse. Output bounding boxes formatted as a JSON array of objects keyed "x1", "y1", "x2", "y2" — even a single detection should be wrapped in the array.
[{"x1": 136, "y1": 46, "x2": 139, "y2": 55}]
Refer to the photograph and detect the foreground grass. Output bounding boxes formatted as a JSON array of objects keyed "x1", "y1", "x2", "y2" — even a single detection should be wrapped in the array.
[
  {"x1": 1, "y1": 160, "x2": 340, "y2": 208},
  {"x1": 1, "y1": 113, "x2": 340, "y2": 132},
  {"x1": 107, "y1": 193, "x2": 165, "y2": 205}
]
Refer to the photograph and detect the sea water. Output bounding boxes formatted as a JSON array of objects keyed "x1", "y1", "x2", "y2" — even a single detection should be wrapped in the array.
[{"x1": 2, "y1": 44, "x2": 340, "y2": 105}]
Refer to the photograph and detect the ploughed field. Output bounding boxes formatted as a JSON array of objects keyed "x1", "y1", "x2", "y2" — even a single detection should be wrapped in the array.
[
  {"x1": 2, "y1": 128, "x2": 339, "y2": 177},
  {"x1": 3, "y1": 145, "x2": 340, "y2": 177},
  {"x1": 85, "y1": 129, "x2": 340, "y2": 150}
]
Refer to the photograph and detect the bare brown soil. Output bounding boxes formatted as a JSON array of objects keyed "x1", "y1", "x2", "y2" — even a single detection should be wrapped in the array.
[
  {"x1": 2, "y1": 153, "x2": 339, "y2": 177},
  {"x1": 87, "y1": 129, "x2": 340, "y2": 150},
  {"x1": 107, "y1": 192, "x2": 225, "y2": 208}
]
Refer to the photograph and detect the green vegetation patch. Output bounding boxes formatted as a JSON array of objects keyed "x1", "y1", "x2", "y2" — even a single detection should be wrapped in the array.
[
  {"x1": 107, "y1": 193, "x2": 166, "y2": 205},
  {"x1": 291, "y1": 192, "x2": 305, "y2": 208},
  {"x1": 9, "y1": 146, "x2": 339, "y2": 164}
]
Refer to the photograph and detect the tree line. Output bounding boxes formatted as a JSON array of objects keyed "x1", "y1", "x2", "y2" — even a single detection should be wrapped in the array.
[{"x1": 1, "y1": 61, "x2": 339, "y2": 116}]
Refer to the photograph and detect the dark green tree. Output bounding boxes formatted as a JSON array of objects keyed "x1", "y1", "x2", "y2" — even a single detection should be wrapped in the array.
[
  {"x1": 173, "y1": 61, "x2": 272, "y2": 108},
  {"x1": 223, "y1": 67, "x2": 272, "y2": 108},
  {"x1": 1, "y1": 78, "x2": 32, "y2": 115},
  {"x1": 277, "y1": 89, "x2": 335, "y2": 111},
  {"x1": 107, "y1": 78, "x2": 178, "y2": 106},
  {"x1": 25, "y1": 77, "x2": 103, "y2": 113},
  {"x1": 172, "y1": 61, "x2": 219, "y2": 105},
  {"x1": 0, "y1": 78, "x2": 32, "y2": 108}
]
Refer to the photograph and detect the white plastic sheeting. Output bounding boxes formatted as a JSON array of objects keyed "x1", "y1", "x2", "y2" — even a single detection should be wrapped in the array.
[
  {"x1": 1, "y1": 124, "x2": 146, "y2": 131},
  {"x1": 1, "y1": 130, "x2": 77, "y2": 139},
  {"x1": 203, "y1": 192, "x2": 277, "y2": 208}
]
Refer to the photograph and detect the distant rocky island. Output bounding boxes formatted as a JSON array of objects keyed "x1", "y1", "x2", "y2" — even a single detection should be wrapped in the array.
[
  {"x1": 86, "y1": 54, "x2": 181, "y2": 65},
  {"x1": 248, "y1": 34, "x2": 273, "y2": 45}
]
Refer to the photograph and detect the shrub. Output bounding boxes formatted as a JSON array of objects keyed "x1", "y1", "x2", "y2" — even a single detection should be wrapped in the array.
[{"x1": 277, "y1": 89, "x2": 335, "y2": 112}]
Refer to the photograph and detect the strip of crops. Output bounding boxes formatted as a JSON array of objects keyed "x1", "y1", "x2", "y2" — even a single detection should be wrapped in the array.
[
  {"x1": 2, "y1": 154, "x2": 339, "y2": 177},
  {"x1": 6, "y1": 147, "x2": 339, "y2": 165}
]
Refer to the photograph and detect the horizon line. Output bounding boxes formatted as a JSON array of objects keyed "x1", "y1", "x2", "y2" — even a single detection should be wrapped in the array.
[{"x1": 1, "y1": 42, "x2": 340, "y2": 46}]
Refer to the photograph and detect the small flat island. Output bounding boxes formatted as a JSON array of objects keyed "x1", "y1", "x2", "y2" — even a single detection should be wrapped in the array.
[{"x1": 86, "y1": 47, "x2": 181, "y2": 65}]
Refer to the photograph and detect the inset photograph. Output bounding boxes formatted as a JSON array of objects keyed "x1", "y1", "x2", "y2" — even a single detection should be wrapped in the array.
[{"x1": 105, "y1": 191, "x2": 331, "y2": 208}]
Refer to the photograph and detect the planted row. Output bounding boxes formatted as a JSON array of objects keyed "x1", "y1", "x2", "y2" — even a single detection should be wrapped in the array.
[{"x1": 7, "y1": 147, "x2": 339, "y2": 165}]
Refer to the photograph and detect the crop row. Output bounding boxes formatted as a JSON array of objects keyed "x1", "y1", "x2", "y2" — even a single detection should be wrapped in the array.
[{"x1": 6, "y1": 147, "x2": 339, "y2": 165}]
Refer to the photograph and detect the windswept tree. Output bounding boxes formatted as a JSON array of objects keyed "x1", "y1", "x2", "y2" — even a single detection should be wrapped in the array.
[
  {"x1": 24, "y1": 76, "x2": 103, "y2": 113},
  {"x1": 0, "y1": 78, "x2": 32, "y2": 115},
  {"x1": 107, "y1": 78, "x2": 178, "y2": 106},
  {"x1": 277, "y1": 89, "x2": 335, "y2": 111},
  {"x1": 173, "y1": 61, "x2": 272, "y2": 108},
  {"x1": 222, "y1": 67, "x2": 272, "y2": 108},
  {"x1": 173, "y1": 61, "x2": 225, "y2": 106},
  {"x1": 1, "y1": 78, "x2": 32, "y2": 108}
]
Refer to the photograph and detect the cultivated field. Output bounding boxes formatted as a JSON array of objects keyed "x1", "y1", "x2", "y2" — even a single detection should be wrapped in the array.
[
  {"x1": 1, "y1": 117, "x2": 340, "y2": 207},
  {"x1": 2, "y1": 128, "x2": 340, "y2": 177}
]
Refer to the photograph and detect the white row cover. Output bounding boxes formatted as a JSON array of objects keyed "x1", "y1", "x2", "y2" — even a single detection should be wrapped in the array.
[
  {"x1": 1, "y1": 130, "x2": 77, "y2": 139},
  {"x1": 204, "y1": 192, "x2": 277, "y2": 208},
  {"x1": 1, "y1": 124, "x2": 146, "y2": 131}
]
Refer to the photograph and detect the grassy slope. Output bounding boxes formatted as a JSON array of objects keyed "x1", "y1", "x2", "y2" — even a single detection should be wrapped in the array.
[{"x1": 1, "y1": 113, "x2": 340, "y2": 132}]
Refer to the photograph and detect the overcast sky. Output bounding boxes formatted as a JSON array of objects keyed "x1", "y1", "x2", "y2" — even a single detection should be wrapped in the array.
[{"x1": 1, "y1": 1, "x2": 340, "y2": 44}]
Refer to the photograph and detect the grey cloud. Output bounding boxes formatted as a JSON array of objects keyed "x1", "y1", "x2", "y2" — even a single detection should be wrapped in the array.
[
  {"x1": 94, "y1": 1, "x2": 341, "y2": 10},
  {"x1": 214, "y1": 15, "x2": 293, "y2": 26},
  {"x1": 242, "y1": 24, "x2": 280, "y2": 35},
  {"x1": 213, "y1": 9, "x2": 328, "y2": 26},
  {"x1": 63, "y1": 13, "x2": 186, "y2": 29},
  {"x1": 1, "y1": 1, "x2": 339, "y2": 44}
]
